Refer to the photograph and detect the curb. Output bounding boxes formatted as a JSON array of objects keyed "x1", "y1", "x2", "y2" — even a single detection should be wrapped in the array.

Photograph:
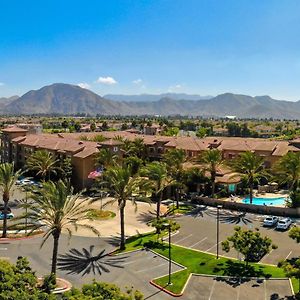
[
  {"x1": 0, "y1": 232, "x2": 43, "y2": 242},
  {"x1": 52, "y1": 278, "x2": 72, "y2": 294},
  {"x1": 149, "y1": 280, "x2": 183, "y2": 297}
]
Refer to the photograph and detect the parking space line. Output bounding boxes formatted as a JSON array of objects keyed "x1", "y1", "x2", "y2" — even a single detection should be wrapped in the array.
[
  {"x1": 264, "y1": 280, "x2": 267, "y2": 300},
  {"x1": 285, "y1": 251, "x2": 292, "y2": 260},
  {"x1": 189, "y1": 237, "x2": 207, "y2": 248},
  {"x1": 208, "y1": 279, "x2": 217, "y2": 300},
  {"x1": 136, "y1": 262, "x2": 167, "y2": 273},
  {"x1": 206, "y1": 241, "x2": 222, "y2": 252},
  {"x1": 174, "y1": 234, "x2": 193, "y2": 244},
  {"x1": 0, "y1": 248, "x2": 7, "y2": 250},
  {"x1": 236, "y1": 281, "x2": 241, "y2": 300}
]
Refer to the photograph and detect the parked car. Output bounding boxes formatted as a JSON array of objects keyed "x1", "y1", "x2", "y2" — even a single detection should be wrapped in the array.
[
  {"x1": 0, "y1": 212, "x2": 14, "y2": 220},
  {"x1": 276, "y1": 218, "x2": 292, "y2": 230},
  {"x1": 263, "y1": 216, "x2": 278, "y2": 227}
]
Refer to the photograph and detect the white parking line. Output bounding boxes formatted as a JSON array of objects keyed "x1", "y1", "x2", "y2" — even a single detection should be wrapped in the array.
[
  {"x1": 136, "y1": 262, "x2": 167, "y2": 273},
  {"x1": 0, "y1": 248, "x2": 7, "y2": 251},
  {"x1": 189, "y1": 237, "x2": 207, "y2": 248},
  {"x1": 285, "y1": 251, "x2": 292, "y2": 260},
  {"x1": 174, "y1": 234, "x2": 193, "y2": 244},
  {"x1": 206, "y1": 241, "x2": 222, "y2": 252},
  {"x1": 208, "y1": 279, "x2": 217, "y2": 300},
  {"x1": 236, "y1": 282, "x2": 241, "y2": 300},
  {"x1": 121, "y1": 254, "x2": 156, "y2": 266}
]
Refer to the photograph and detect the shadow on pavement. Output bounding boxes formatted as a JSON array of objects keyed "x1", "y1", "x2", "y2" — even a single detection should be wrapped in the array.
[{"x1": 57, "y1": 245, "x2": 128, "y2": 276}]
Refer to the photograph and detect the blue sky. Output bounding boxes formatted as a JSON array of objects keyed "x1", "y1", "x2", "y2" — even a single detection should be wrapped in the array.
[{"x1": 1, "y1": 0, "x2": 300, "y2": 100}]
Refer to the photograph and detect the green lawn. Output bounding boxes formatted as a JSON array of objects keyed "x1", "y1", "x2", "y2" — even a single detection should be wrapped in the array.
[
  {"x1": 166, "y1": 204, "x2": 194, "y2": 215},
  {"x1": 119, "y1": 232, "x2": 298, "y2": 295}
]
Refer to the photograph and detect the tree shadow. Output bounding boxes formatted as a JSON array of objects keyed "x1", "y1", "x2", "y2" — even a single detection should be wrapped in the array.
[
  {"x1": 214, "y1": 260, "x2": 272, "y2": 287},
  {"x1": 136, "y1": 211, "x2": 156, "y2": 223},
  {"x1": 57, "y1": 245, "x2": 128, "y2": 276},
  {"x1": 205, "y1": 209, "x2": 253, "y2": 225},
  {"x1": 269, "y1": 293, "x2": 294, "y2": 300},
  {"x1": 187, "y1": 205, "x2": 209, "y2": 218}
]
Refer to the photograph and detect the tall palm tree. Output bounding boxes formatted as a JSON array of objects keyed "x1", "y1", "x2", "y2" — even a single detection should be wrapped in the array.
[
  {"x1": 182, "y1": 167, "x2": 207, "y2": 194},
  {"x1": 140, "y1": 161, "x2": 174, "y2": 219},
  {"x1": 163, "y1": 149, "x2": 186, "y2": 208},
  {"x1": 104, "y1": 166, "x2": 150, "y2": 250},
  {"x1": 96, "y1": 148, "x2": 118, "y2": 169},
  {"x1": 229, "y1": 151, "x2": 267, "y2": 204},
  {"x1": 26, "y1": 150, "x2": 59, "y2": 181},
  {"x1": 0, "y1": 163, "x2": 22, "y2": 238},
  {"x1": 197, "y1": 149, "x2": 223, "y2": 198},
  {"x1": 274, "y1": 152, "x2": 300, "y2": 192},
  {"x1": 26, "y1": 180, "x2": 99, "y2": 275}
]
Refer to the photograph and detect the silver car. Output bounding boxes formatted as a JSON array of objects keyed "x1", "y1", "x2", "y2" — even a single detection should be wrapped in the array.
[{"x1": 263, "y1": 216, "x2": 278, "y2": 227}]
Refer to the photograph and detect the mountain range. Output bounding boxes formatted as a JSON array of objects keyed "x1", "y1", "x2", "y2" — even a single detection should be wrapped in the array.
[
  {"x1": 1, "y1": 83, "x2": 300, "y2": 119},
  {"x1": 104, "y1": 93, "x2": 212, "y2": 102}
]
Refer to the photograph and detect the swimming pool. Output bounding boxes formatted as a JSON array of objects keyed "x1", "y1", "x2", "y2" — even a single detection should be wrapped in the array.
[{"x1": 242, "y1": 197, "x2": 286, "y2": 206}]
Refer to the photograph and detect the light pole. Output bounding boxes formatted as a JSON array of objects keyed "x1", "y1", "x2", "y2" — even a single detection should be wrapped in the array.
[
  {"x1": 163, "y1": 222, "x2": 172, "y2": 285},
  {"x1": 216, "y1": 205, "x2": 222, "y2": 259}
]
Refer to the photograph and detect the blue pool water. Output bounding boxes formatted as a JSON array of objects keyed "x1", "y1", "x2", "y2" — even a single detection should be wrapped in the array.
[{"x1": 242, "y1": 197, "x2": 286, "y2": 206}]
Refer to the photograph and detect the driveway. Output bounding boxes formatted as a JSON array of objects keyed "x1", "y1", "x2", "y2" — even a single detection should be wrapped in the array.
[{"x1": 183, "y1": 276, "x2": 293, "y2": 300}]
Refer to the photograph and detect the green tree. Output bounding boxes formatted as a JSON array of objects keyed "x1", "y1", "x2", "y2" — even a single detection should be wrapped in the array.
[
  {"x1": 278, "y1": 258, "x2": 300, "y2": 298},
  {"x1": 74, "y1": 122, "x2": 81, "y2": 132},
  {"x1": 96, "y1": 148, "x2": 119, "y2": 169},
  {"x1": 104, "y1": 166, "x2": 150, "y2": 250},
  {"x1": 26, "y1": 150, "x2": 59, "y2": 181},
  {"x1": 163, "y1": 149, "x2": 186, "y2": 208},
  {"x1": 197, "y1": 149, "x2": 223, "y2": 198},
  {"x1": 90, "y1": 122, "x2": 96, "y2": 131},
  {"x1": 59, "y1": 157, "x2": 73, "y2": 180},
  {"x1": 0, "y1": 163, "x2": 22, "y2": 238},
  {"x1": 229, "y1": 151, "x2": 267, "y2": 204},
  {"x1": 140, "y1": 161, "x2": 174, "y2": 220},
  {"x1": 62, "y1": 281, "x2": 143, "y2": 300},
  {"x1": 274, "y1": 152, "x2": 300, "y2": 192},
  {"x1": 26, "y1": 180, "x2": 99, "y2": 275},
  {"x1": 182, "y1": 167, "x2": 207, "y2": 193},
  {"x1": 222, "y1": 226, "x2": 277, "y2": 265},
  {"x1": 289, "y1": 226, "x2": 300, "y2": 243},
  {"x1": 0, "y1": 257, "x2": 55, "y2": 299}
]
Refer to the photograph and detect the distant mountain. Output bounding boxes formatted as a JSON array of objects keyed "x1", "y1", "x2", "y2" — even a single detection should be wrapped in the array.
[
  {"x1": 104, "y1": 93, "x2": 212, "y2": 102},
  {"x1": 0, "y1": 96, "x2": 19, "y2": 110},
  {"x1": 2, "y1": 83, "x2": 300, "y2": 119},
  {"x1": 3, "y1": 83, "x2": 128, "y2": 115}
]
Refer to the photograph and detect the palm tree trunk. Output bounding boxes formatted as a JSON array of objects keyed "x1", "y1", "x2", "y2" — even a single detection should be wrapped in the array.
[
  {"x1": 1, "y1": 200, "x2": 8, "y2": 238},
  {"x1": 120, "y1": 206, "x2": 126, "y2": 250},
  {"x1": 51, "y1": 233, "x2": 60, "y2": 274},
  {"x1": 211, "y1": 171, "x2": 216, "y2": 198},
  {"x1": 249, "y1": 180, "x2": 253, "y2": 204},
  {"x1": 156, "y1": 191, "x2": 162, "y2": 220},
  {"x1": 175, "y1": 187, "x2": 179, "y2": 209}
]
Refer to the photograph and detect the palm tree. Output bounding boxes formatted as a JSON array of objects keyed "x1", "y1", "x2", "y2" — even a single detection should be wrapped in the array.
[
  {"x1": 0, "y1": 163, "x2": 22, "y2": 238},
  {"x1": 163, "y1": 149, "x2": 186, "y2": 208},
  {"x1": 26, "y1": 180, "x2": 99, "y2": 275},
  {"x1": 274, "y1": 152, "x2": 300, "y2": 192},
  {"x1": 140, "y1": 161, "x2": 174, "y2": 219},
  {"x1": 182, "y1": 167, "x2": 207, "y2": 194},
  {"x1": 197, "y1": 149, "x2": 223, "y2": 198},
  {"x1": 104, "y1": 166, "x2": 150, "y2": 250},
  {"x1": 229, "y1": 151, "x2": 267, "y2": 204},
  {"x1": 96, "y1": 148, "x2": 118, "y2": 169},
  {"x1": 26, "y1": 150, "x2": 59, "y2": 181}
]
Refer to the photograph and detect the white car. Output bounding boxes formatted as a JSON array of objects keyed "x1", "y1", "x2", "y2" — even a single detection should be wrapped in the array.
[
  {"x1": 263, "y1": 216, "x2": 278, "y2": 227},
  {"x1": 276, "y1": 218, "x2": 292, "y2": 230}
]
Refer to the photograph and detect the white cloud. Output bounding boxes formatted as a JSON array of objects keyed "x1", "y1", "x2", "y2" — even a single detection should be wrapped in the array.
[
  {"x1": 168, "y1": 84, "x2": 182, "y2": 92},
  {"x1": 132, "y1": 78, "x2": 142, "y2": 84},
  {"x1": 96, "y1": 76, "x2": 117, "y2": 85},
  {"x1": 77, "y1": 82, "x2": 91, "y2": 89}
]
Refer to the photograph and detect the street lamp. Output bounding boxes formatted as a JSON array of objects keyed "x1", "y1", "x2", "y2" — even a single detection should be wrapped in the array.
[
  {"x1": 163, "y1": 222, "x2": 172, "y2": 285},
  {"x1": 216, "y1": 205, "x2": 222, "y2": 259}
]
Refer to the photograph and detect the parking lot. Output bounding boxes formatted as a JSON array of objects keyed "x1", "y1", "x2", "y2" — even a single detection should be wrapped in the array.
[
  {"x1": 169, "y1": 206, "x2": 300, "y2": 265},
  {"x1": 183, "y1": 276, "x2": 293, "y2": 300}
]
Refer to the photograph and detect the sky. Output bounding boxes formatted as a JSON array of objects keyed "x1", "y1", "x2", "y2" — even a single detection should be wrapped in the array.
[{"x1": 1, "y1": 0, "x2": 300, "y2": 100}]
